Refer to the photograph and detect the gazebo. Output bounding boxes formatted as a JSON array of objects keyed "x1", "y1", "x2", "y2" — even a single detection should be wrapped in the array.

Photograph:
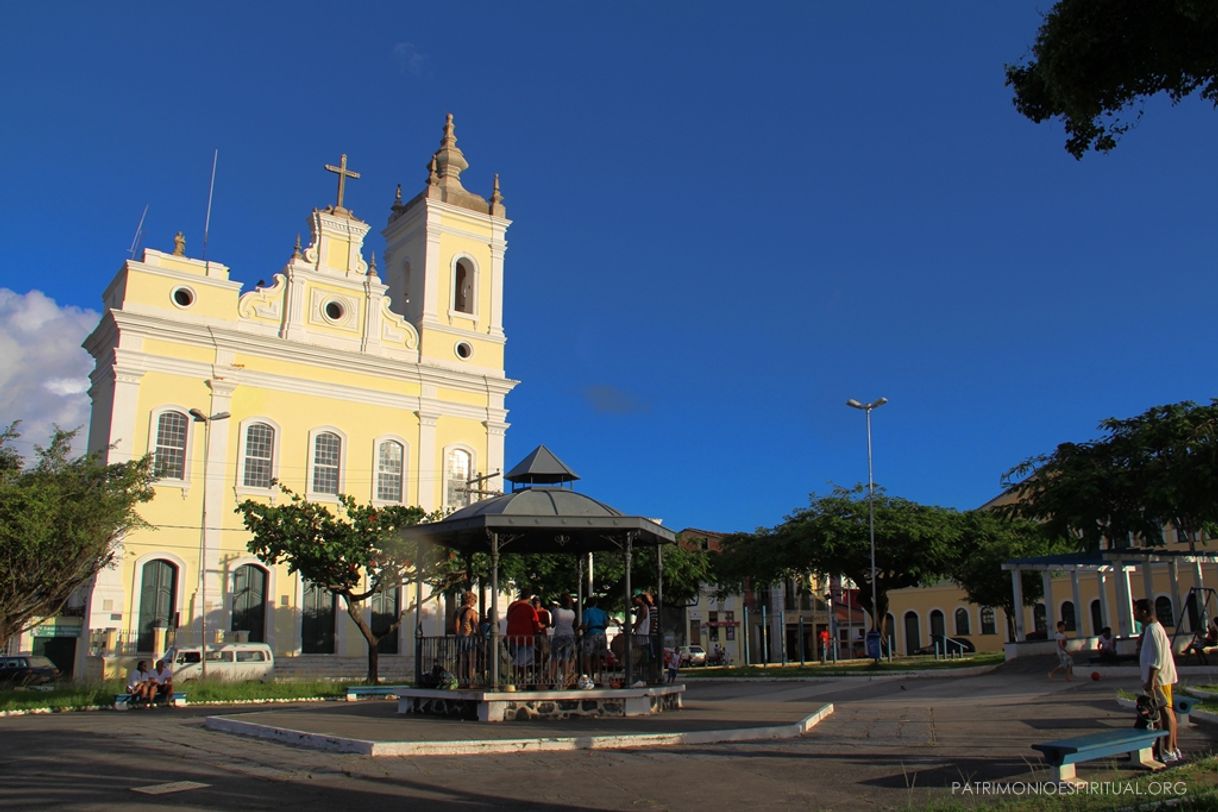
[{"x1": 403, "y1": 445, "x2": 677, "y2": 691}]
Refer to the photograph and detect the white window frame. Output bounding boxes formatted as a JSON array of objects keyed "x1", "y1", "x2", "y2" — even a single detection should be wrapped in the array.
[
  {"x1": 372, "y1": 435, "x2": 409, "y2": 505},
  {"x1": 235, "y1": 417, "x2": 281, "y2": 496},
  {"x1": 306, "y1": 427, "x2": 347, "y2": 501},
  {"x1": 442, "y1": 443, "x2": 477, "y2": 512},
  {"x1": 149, "y1": 406, "x2": 192, "y2": 485}
]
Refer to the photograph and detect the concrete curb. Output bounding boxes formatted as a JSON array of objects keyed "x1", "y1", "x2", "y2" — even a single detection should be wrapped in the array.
[
  {"x1": 683, "y1": 664, "x2": 999, "y2": 682},
  {"x1": 0, "y1": 696, "x2": 335, "y2": 719},
  {"x1": 203, "y1": 702, "x2": 835, "y2": 757}
]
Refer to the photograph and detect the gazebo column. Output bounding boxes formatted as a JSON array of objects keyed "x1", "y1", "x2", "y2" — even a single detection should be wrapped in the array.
[
  {"x1": 490, "y1": 531, "x2": 501, "y2": 689},
  {"x1": 1097, "y1": 570, "x2": 1111, "y2": 632},
  {"x1": 1010, "y1": 569, "x2": 1025, "y2": 641},
  {"x1": 1042, "y1": 571, "x2": 1054, "y2": 628},
  {"x1": 1142, "y1": 559, "x2": 1156, "y2": 608},
  {"x1": 1169, "y1": 559, "x2": 1183, "y2": 629},
  {"x1": 414, "y1": 554, "x2": 425, "y2": 685},
  {"x1": 657, "y1": 544, "x2": 665, "y2": 671},
  {"x1": 1114, "y1": 566, "x2": 1134, "y2": 637},
  {"x1": 623, "y1": 532, "x2": 634, "y2": 686},
  {"x1": 1071, "y1": 571, "x2": 1083, "y2": 634}
]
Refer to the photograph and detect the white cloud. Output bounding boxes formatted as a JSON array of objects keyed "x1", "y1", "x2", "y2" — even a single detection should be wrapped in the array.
[
  {"x1": 0, "y1": 289, "x2": 98, "y2": 455},
  {"x1": 393, "y1": 42, "x2": 427, "y2": 76}
]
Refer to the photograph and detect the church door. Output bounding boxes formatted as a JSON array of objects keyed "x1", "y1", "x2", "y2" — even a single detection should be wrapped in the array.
[
  {"x1": 231, "y1": 564, "x2": 267, "y2": 643},
  {"x1": 137, "y1": 559, "x2": 177, "y2": 653}
]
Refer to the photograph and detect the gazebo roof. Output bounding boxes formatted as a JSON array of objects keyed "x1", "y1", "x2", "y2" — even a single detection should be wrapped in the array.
[{"x1": 403, "y1": 447, "x2": 675, "y2": 555}]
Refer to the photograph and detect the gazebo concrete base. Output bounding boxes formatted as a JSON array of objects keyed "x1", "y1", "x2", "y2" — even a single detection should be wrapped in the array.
[{"x1": 397, "y1": 684, "x2": 684, "y2": 723}]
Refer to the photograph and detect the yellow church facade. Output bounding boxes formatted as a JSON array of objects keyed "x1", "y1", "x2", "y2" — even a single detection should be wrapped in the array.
[{"x1": 70, "y1": 116, "x2": 515, "y2": 678}]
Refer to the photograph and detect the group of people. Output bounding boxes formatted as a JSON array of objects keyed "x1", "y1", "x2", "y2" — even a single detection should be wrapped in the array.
[
  {"x1": 1051, "y1": 599, "x2": 1185, "y2": 763},
  {"x1": 449, "y1": 588, "x2": 663, "y2": 688},
  {"x1": 126, "y1": 657, "x2": 173, "y2": 705}
]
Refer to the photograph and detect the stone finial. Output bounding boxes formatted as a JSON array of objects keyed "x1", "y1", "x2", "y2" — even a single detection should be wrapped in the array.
[
  {"x1": 430, "y1": 112, "x2": 469, "y2": 182},
  {"x1": 368, "y1": 251, "x2": 379, "y2": 278},
  {"x1": 292, "y1": 233, "x2": 303, "y2": 260},
  {"x1": 427, "y1": 155, "x2": 439, "y2": 186},
  {"x1": 490, "y1": 173, "x2": 506, "y2": 216},
  {"x1": 173, "y1": 231, "x2": 186, "y2": 256}
]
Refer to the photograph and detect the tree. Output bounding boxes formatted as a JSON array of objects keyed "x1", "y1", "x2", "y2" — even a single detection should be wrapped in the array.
[
  {"x1": 1006, "y1": 0, "x2": 1218, "y2": 158},
  {"x1": 715, "y1": 487, "x2": 961, "y2": 636},
  {"x1": 946, "y1": 511, "x2": 1067, "y2": 642},
  {"x1": 489, "y1": 543, "x2": 710, "y2": 611},
  {"x1": 0, "y1": 424, "x2": 155, "y2": 644},
  {"x1": 237, "y1": 487, "x2": 459, "y2": 683},
  {"x1": 1001, "y1": 400, "x2": 1218, "y2": 550}
]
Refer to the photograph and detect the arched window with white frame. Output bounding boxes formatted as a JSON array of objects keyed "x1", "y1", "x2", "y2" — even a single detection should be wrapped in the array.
[
  {"x1": 452, "y1": 257, "x2": 476, "y2": 315},
  {"x1": 445, "y1": 446, "x2": 474, "y2": 510},
  {"x1": 376, "y1": 439, "x2": 405, "y2": 503},
  {"x1": 954, "y1": 607, "x2": 971, "y2": 636},
  {"x1": 153, "y1": 410, "x2": 189, "y2": 480},
  {"x1": 311, "y1": 430, "x2": 343, "y2": 496},
  {"x1": 242, "y1": 421, "x2": 276, "y2": 489}
]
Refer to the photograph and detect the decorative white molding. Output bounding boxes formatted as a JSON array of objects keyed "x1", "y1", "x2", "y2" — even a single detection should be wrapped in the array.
[{"x1": 237, "y1": 275, "x2": 287, "y2": 321}]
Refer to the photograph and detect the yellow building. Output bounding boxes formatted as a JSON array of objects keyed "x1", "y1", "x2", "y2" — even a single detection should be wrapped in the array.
[{"x1": 68, "y1": 115, "x2": 516, "y2": 678}]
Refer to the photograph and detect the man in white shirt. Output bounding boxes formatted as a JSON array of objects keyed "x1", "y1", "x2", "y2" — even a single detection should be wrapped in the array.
[{"x1": 1135, "y1": 598, "x2": 1179, "y2": 762}]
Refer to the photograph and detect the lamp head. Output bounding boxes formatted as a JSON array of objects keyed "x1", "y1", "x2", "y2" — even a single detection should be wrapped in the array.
[
  {"x1": 189, "y1": 408, "x2": 207, "y2": 422},
  {"x1": 873, "y1": 397, "x2": 889, "y2": 408},
  {"x1": 846, "y1": 399, "x2": 864, "y2": 409}
]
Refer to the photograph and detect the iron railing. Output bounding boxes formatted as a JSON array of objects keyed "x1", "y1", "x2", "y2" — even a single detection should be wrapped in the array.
[{"x1": 415, "y1": 631, "x2": 663, "y2": 689}]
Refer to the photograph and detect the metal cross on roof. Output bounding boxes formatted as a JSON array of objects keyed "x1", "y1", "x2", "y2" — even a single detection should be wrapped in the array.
[{"x1": 324, "y1": 153, "x2": 361, "y2": 214}]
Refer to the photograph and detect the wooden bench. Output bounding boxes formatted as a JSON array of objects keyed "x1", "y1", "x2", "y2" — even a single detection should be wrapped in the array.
[
  {"x1": 1175, "y1": 695, "x2": 1200, "y2": 725},
  {"x1": 114, "y1": 692, "x2": 187, "y2": 710},
  {"x1": 1032, "y1": 729, "x2": 1167, "y2": 784},
  {"x1": 344, "y1": 685, "x2": 405, "y2": 702}
]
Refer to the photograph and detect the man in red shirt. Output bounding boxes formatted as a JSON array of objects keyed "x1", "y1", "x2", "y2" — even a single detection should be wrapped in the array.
[{"x1": 505, "y1": 591, "x2": 541, "y2": 678}]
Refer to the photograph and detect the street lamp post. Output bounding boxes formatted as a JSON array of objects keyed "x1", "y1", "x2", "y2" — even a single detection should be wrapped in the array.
[
  {"x1": 190, "y1": 408, "x2": 230, "y2": 678},
  {"x1": 846, "y1": 397, "x2": 887, "y2": 659}
]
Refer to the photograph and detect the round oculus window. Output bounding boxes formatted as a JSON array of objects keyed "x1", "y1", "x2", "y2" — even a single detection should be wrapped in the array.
[
  {"x1": 324, "y1": 301, "x2": 345, "y2": 321},
  {"x1": 455, "y1": 341, "x2": 473, "y2": 360},
  {"x1": 171, "y1": 287, "x2": 195, "y2": 308}
]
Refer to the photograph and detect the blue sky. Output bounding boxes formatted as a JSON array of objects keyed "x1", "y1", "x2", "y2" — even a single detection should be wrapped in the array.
[{"x1": 2, "y1": 2, "x2": 1216, "y2": 533}]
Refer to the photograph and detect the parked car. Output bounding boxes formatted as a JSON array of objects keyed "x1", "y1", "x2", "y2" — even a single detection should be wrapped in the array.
[
  {"x1": 170, "y1": 643, "x2": 274, "y2": 682},
  {"x1": 914, "y1": 635, "x2": 975, "y2": 656},
  {"x1": 678, "y1": 645, "x2": 707, "y2": 666},
  {"x1": 0, "y1": 655, "x2": 61, "y2": 686}
]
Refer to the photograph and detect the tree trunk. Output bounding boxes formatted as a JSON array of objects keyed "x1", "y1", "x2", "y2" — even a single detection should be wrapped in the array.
[{"x1": 342, "y1": 593, "x2": 381, "y2": 684}]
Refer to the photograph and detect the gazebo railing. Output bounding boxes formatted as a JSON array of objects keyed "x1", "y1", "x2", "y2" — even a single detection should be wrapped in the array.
[{"x1": 416, "y1": 632, "x2": 663, "y2": 690}]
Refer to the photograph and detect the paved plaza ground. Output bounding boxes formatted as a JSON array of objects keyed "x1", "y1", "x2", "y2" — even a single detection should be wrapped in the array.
[{"x1": 1, "y1": 658, "x2": 1214, "y2": 810}]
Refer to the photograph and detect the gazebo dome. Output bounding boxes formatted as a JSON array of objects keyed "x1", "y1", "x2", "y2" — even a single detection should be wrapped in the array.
[{"x1": 446, "y1": 486, "x2": 621, "y2": 521}]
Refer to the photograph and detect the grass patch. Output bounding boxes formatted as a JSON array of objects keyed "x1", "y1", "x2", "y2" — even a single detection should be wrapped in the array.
[
  {"x1": 0, "y1": 678, "x2": 347, "y2": 711},
  {"x1": 681, "y1": 651, "x2": 1005, "y2": 678}
]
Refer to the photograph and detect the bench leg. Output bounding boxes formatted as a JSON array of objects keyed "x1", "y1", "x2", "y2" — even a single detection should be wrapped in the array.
[
  {"x1": 1051, "y1": 763, "x2": 1079, "y2": 785},
  {"x1": 1048, "y1": 763, "x2": 1089, "y2": 789},
  {"x1": 1134, "y1": 746, "x2": 1165, "y2": 771}
]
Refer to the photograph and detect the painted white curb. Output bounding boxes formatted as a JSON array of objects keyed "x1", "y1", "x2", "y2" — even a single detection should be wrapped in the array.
[{"x1": 204, "y1": 702, "x2": 835, "y2": 757}]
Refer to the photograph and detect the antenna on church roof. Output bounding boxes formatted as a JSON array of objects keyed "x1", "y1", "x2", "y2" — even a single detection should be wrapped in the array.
[
  {"x1": 127, "y1": 204, "x2": 149, "y2": 258},
  {"x1": 202, "y1": 149, "x2": 219, "y2": 269}
]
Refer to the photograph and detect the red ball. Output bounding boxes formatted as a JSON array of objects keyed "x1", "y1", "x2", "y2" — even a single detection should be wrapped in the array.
[{"x1": 1091, "y1": 671, "x2": 1101, "y2": 681}]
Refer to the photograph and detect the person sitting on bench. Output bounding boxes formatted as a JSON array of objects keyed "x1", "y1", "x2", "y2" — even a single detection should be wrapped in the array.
[
  {"x1": 126, "y1": 660, "x2": 157, "y2": 704},
  {"x1": 1095, "y1": 627, "x2": 1119, "y2": 664},
  {"x1": 1183, "y1": 619, "x2": 1218, "y2": 665},
  {"x1": 153, "y1": 658, "x2": 174, "y2": 703}
]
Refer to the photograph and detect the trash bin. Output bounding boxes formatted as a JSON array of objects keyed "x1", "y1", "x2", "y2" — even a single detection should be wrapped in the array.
[{"x1": 866, "y1": 631, "x2": 881, "y2": 661}]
